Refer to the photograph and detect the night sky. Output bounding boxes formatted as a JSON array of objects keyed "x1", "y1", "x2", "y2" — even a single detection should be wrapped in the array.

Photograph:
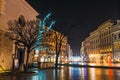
[{"x1": 26, "y1": 0, "x2": 120, "y2": 55}]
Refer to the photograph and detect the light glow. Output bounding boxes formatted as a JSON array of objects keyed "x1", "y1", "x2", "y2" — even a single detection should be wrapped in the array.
[{"x1": 35, "y1": 13, "x2": 55, "y2": 50}]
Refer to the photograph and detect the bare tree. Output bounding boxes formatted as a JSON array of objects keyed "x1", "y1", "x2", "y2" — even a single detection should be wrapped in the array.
[
  {"x1": 54, "y1": 31, "x2": 66, "y2": 68},
  {"x1": 53, "y1": 24, "x2": 76, "y2": 68},
  {"x1": 6, "y1": 13, "x2": 55, "y2": 73}
]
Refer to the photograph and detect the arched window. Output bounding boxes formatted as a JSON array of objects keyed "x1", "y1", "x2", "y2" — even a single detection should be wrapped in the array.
[{"x1": 18, "y1": 15, "x2": 25, "y2": 26}]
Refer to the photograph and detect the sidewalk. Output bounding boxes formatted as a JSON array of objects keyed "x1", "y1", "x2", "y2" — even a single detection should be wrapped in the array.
[{"x1": 59, "y1": 62, "x2": 120, "y2": 69}]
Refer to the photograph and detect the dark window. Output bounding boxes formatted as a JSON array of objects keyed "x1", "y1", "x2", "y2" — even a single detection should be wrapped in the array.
[
  {"x1": 114, "y1": 35, "x2": 116, "y2": 40},
  {"x1": 18, "y1": 15, "x2": 25, "y2": 26},
  {"x1": 119, "y1": 33, "x2": 120, "y2": 39}
]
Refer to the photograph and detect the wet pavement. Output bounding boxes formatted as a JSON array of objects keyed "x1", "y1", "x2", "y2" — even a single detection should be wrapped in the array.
[
  {"x1": 0, "y1": 62, "x2": 120, "y2": 80},
  {"x1": 66, "y1": 62, "x2": 120, "y2": 69},
  {"x1": 1, "y1": 63, "x2": 120, "y2": 80}
]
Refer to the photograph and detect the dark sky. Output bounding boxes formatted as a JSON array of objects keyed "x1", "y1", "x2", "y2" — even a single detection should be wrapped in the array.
[{"x1": 26, "y1": 0, "x2": 120, "y2": 55}]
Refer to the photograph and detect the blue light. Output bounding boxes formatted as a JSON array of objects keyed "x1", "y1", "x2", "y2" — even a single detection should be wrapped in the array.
[
  {"x1": 42, "y1": 13, "x2": 51, "y2": 27},
  {"x1": 34, "y1": 13, "x2": 55, "y2": 50},
  {"x1": 47, "y1": 20, "x2": 56, "y2": 31}
]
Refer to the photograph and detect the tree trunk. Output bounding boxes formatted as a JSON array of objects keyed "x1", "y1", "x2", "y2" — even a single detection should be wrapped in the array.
[
  {"x1": 25, "y1": 50, "x2": 30, "y2": 73},
  {"x1": 55, "y1": 68, "x2": 58, "y2": 80},
  {"x1": 55, "y1": 52, "x2": 59, "y2": 68}
]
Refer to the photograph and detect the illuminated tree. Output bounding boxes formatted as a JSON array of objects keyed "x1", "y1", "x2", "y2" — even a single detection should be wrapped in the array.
[{"x1": 6, "y1": 13, "x2": 55, "y2": 72}]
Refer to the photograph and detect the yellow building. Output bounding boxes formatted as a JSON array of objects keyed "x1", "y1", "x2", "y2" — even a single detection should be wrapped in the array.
[
  {"x1": 0, "y1": 0, "x2": 38, "y2": 71},
  {"x1": 111, "y1": 20, "x2": 120, "y2": 62},
  {"x1": 84, "y1": 36, "x2": 91, "y2": 57},
  {"x1": 98, "y1": 19, "x2": 113, "y2": 63},
  {"x1": 34, "y1": 29, "x2": 68, "y2": 64},
  {"x1": 89, "y1": 30, "x2": 100, "y2": 63},
  {"x1": 83, "y1": 19, "x2": 114, "y2": 63}
]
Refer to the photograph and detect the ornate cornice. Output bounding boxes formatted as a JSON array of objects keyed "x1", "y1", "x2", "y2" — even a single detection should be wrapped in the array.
[
  {"x1": 22, "y1": 0, "x2": 39, "y2": 16},
  {"x1": 98, "y1": 19, "x2": 113, "y2": 30}
]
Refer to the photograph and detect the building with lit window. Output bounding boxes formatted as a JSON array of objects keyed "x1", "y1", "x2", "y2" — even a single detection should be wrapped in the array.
[
  {"x1": 83, "y1": 19, "x2": 114, "y2": 63},
  {"x1": 111, "y1": 20, "x2": 120, "y2": 62},
  {"x1": 89, "y1": 30, "x2": 100, "y2": 62},
  {"x1": 80, "y1": 41, "x2": 86, "y2": 62},
  {"x1": 34, "y1": 29, "x2": 68, "y2": 64},
  {"x1": 0, "y1": 0, "x2": 38, "y2": 71},
  {"x1": 80, "y1": 42, "x2": 85, "y2": 55},
  {"x1": 66, "y1": 44, "x2": 73, "y2": 62},
  {"x1": 98, "y1": 19, "x2": 113, "y2": 63},
  {"x1": 83, "y1": 30, "x2": 100, "y2": 62},
  {"x1": 84, "y1": 36, "x2": 91, "y2": 57}
]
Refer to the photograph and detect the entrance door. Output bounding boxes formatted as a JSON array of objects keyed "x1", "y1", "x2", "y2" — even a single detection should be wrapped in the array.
[{"x1": 17, "y1": 48, "x2": 24, "y2": 66}]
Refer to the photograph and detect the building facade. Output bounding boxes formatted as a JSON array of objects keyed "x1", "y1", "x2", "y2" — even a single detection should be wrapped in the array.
[
  {"x1": 84, "y1": 36, "x2": 91, "y2": 58},
  {"x1": 80, "y1": 41, "x2": 86, "y2": 62},
  {"x1": 98, "y1": 20, "x2": 113, "y2": 63},
  {"x1": 34, "y1": 29, "x2": 68, "y2": 64},
  {"x1": 89, "y1": 30, "x2": 100, "y2": 63},
  {"x1": 0, "y1": 0, "x2": 38, "y2": 71},
  {"x1": 111, "y1": 20, "x2": 120, "y2": 62},
  {"x1": 83, "y1": 19, "x2": 115, "y2": 63},
  {"x1": 66, "y1": 44, "x2": 73, "y2": 62},
  {"x1": 0, "y1": 30, "x2": 13, "y2": 71}
]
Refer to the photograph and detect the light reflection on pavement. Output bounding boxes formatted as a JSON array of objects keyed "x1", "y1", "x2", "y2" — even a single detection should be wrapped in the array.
[{"x1": 1, "y1": 63, "x2": 120, "y2": 80}]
